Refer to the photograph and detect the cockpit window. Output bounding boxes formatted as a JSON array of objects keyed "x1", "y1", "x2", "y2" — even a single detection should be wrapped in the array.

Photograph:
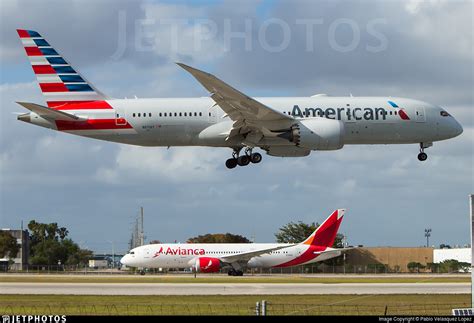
[
  {"x1": 440, "y1": 111, "x2": 450, "y2": 117},
  {"x1": 129, "y1": 251, "x2": 135, "y2": 255}
]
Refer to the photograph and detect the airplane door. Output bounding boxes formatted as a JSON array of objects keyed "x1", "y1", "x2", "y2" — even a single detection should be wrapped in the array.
[
  {"x1": 208, "y1": 106, "x2": 218, "y2": 124},
  {"x1": 115, "y1": 106, "x2": 127, "y2": 126},
  {"x1": 414, "y1": 107, "x2": 426, "y2": 122}
]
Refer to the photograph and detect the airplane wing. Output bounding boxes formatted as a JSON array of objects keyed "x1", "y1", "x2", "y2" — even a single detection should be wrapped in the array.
[
  {"x1": 220, "y1": 244, "x2": 294, "y2": 264},
  {"x1": 177, "y1": 63, "x2": 294, "y2": 142},
  {"x1": 16, "y1": 102, "x2": 84, "y2": 121}
]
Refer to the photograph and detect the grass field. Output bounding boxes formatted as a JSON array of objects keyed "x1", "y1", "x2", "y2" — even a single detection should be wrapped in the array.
[
  {"x1": 0, "y1": 294, "x2": 470, "y2": 315},
  {"x1": 0, "y1": 275, "x2": 469, "y2": 284}
]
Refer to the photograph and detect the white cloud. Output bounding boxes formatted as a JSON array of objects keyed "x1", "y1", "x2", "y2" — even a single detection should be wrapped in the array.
[
  {"x1": 96, "y1": 145, "x2": 227, "y2": 183},
  {"x1": 0, "y1": 1, "x2": 472, "y2": 250}
]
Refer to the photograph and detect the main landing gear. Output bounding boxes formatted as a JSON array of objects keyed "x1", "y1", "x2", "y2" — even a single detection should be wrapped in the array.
[
  {"x1": 225, "y1": 148, "x2": 262, "y2": 169},
  {"x1": 228, "y1": 269, "x2": 244, "y2": 276},
  {"x1": 417, "y1": 142, "x2": 432, "y2": 161}
]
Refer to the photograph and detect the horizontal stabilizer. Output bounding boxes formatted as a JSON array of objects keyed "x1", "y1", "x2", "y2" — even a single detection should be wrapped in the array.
[{"x1": 16, "y1": 102, "x2": 84, "y2": 121}]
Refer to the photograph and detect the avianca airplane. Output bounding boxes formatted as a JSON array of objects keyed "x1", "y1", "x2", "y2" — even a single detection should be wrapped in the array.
[
  {"x1": 16, "y1": 29, "x2": 463, "y2": 169},
  {"x1": 120, "y1": 209, "x2": 347, "y2": 276}
]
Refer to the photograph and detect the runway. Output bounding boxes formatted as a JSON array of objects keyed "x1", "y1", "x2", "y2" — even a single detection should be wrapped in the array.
[{"x1": 0, "y1": 282, "x2": 469, "y2": 295}]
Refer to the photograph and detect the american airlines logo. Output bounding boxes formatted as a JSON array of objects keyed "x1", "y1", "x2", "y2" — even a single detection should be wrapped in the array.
[
  {"x1": 153, "y1": 246, "x2": 205, "y2": 258},
  {"x1": 291, "y1": 102, "x2": 409, "y2": 121}
]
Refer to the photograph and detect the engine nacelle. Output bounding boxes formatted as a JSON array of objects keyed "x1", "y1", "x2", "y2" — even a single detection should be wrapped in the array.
[
  {"x1": 189, "y1": 257, "x2": 221, "y2": 273},
  {"x1": 279, "y1": 118, "x2": 345, "y2": 150}
]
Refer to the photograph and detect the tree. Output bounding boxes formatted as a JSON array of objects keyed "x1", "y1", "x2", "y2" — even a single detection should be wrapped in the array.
[
  {"x1": 149, "y1": 240, "x2": 162, "y2": 244},
  {"x1": 187, "y1": 233, "x2": 251, "y2": 243},
  {"x1": 274, "y1": 221, "x2": 344, "y2": 248},
  {"x1": 27, "y1": 220, "x2": 91, "y2": 266},
  {"x1": 0, "y1": 231, "x2": 20, "y2": 260},
  {"x1": 407, "y1": 262, "x2": 425, "y2": 273}
]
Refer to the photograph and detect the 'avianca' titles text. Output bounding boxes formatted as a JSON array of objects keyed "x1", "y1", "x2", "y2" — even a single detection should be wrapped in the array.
[
  {"x1": 153, "y1": 246, "x2": 205, "y2": 258},
  {"x1": 291, "y1": 105, "x2": 391, "y2": 121}
]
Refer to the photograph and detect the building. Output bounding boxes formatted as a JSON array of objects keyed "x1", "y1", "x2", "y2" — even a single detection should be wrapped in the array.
[
  {"x1": 0, "y1": 229, "x2": 29, "y2": 271},
  {"x1": 88, "y1": 256, "x2": 109, "y2": 269},
  {"x1": 434, "y1": 248, "x2": 471, "y2": 264},
  {"x1": 345, "y1": 247, "x2": 434, "y2": 273}
]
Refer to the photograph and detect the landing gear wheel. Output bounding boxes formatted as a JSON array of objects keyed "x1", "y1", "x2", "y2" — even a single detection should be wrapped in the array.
[
  {"x1": 417, "y1": 152, "x2": 428, "y2": 161},
  {"x1": 228, "y1": 269, "x2": 243, "y2": 276},
  {"x1": 237, "y1": 155, "x2": 250, "y2": 166},
  {"x1": 418, "y1": 142, "x2": 431, "y2": 162},
  {"x1": 225, "y1": 158, "x2": 238, "y2": 169},
  {"x1": 250, "y1": 153, "x2": 262, "y2": 164}
]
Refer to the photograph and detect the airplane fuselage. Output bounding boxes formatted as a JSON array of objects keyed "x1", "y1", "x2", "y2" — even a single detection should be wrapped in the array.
[
  {"x1": 16, "y1": 29, "x2": 464, "y2": 165},
  {"x1": 121, "y1": 243, "x2": 341, "y2": 269},
  {"x1": 22, "y1": 96, "x2": 463, "y2": 149}
]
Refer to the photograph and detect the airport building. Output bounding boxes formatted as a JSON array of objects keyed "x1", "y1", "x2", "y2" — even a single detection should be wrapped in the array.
[
  {"x1": 434, "y1": 248, "x2": 471, "y2": 264},
  {"x1": 345, "y1": 247, "x2": 433, "y2": 273},
  {"x1": 88, "y1": 256, "x2": 109, "y2": 269},
  {"x1": 0, "y1": 229, "x2": 29, "y2": 271}
]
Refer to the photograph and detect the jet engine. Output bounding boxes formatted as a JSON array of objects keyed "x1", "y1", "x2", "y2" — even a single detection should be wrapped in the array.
[
  {"x1": 190, "y1": 257, "x2": 221, "y2": 273},
  {"x1": 278, "y1": 118, "x2": 345, "y2": 150}
]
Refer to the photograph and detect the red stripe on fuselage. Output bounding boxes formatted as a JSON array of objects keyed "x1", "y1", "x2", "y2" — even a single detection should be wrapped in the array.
[
  {"x1": 50, "y1": 100, "x2": 113, "y2": 110},
  {"x1": 274, "y1": 245, "x2": 326, "y2": 268},
  {"x1": 24, "y1": 47, "x2": 42, "y2": 56},
  {"x1": 56, "y1": 118, "x2": 132, "y2": 131},
  {"x1": 32, "y1": 65, "x2": 56, "y2": 74}
]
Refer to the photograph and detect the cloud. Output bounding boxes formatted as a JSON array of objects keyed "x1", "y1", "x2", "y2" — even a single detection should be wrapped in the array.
[
  {"x1": 95, "y1": 146, "x2": 227, "y2": 184},
  {"x1": 0, "y1": 0, "x2": 472, "y2": 252},
  {"x1": 211, "y1": 0, "x2": 473, "y2": 105}
]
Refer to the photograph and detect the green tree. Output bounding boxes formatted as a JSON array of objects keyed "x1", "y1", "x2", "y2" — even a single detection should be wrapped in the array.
[
  {"x1": 274, "y1": 221, "x2": 343, "y2": 248},
  {"x1": 407, "y1": 262, "x2": 425, "y2": 273},
  {"x1": 187, "y1": 233, "x2": 251, "y2": 243},
  {"x1": 0, "y1": 231, "x2": 20, "y2": 260},
  {"x1": 27, "y1": 220, "x2": 91, "y2": 266},
  {"x1": 439, "y1": 259, "x2": 470, "y2": 273}
]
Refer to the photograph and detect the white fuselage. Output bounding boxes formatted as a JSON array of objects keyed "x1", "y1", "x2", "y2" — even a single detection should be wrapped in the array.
[
  {"x1": 120, "y1": 243, "x2": 340, "y2": 269},
  {"x1": 26, "y1": 96, "x2": 463, "y2": 151}
]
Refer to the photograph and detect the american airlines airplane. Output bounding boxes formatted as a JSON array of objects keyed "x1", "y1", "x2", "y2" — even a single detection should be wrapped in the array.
[
  {"x1": 16, "y1": 29, "x2": 463, "y2": 168},
  {"x1": 120, "y1": 209, "x2": 347, "y2": 276}
]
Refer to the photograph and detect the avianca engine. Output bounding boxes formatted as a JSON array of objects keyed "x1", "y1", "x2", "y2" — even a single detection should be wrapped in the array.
[
  {"x1": 120, "y1": 209, "x2": 348, "y2": 276},
  {"x1": 16, "y1": 29, "x2": 463, "y2": 168}
]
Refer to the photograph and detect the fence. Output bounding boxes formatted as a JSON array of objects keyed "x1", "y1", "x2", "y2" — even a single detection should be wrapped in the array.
[
  {"x1": 262, "y1": 302, "x2": 472, "y2": 316},
  {"x1": 0, "y1": 303, "x2": 254, "y2": 316},
  {"x1": 1, "y1": 302, "x2": 470, "y2": 316}
]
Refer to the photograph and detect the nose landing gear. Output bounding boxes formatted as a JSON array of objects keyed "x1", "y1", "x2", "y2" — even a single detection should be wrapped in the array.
[
  {"x1": 417, "y1": 142, "x2": 432, "y2": 161},
  {"x1": 225, "y1": 148, "x2": 262, "y2": 169}
]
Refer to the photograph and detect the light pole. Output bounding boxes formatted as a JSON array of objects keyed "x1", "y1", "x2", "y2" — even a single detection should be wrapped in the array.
[{"x1": 424, "y1": 228, "x2": 432, "y2": 247}]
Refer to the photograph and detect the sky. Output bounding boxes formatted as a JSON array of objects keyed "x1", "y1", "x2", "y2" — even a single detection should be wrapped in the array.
[{"x1": 0, "y1": 0, "x2": 473, "y2": 254}]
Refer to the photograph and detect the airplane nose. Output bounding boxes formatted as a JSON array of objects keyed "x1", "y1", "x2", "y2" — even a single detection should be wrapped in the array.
[
  {"x1": 453, "y1": 119, "x2": 463, "y2": 137},
  {"x1": 120, "y1": 255, "x2": 130, "y2": 266}
]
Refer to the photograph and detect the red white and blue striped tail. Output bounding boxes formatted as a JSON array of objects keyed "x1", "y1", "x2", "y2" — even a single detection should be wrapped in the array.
[{"x1": 17, "y1": 29, "x2": 108, "y2": 109}]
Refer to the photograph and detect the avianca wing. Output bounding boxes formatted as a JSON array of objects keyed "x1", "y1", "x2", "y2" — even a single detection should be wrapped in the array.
[
  {"x1": 120, "y1": 209, "x2": 347, "y2": 276},
  {"x1": 16, "y1": 29, "x2": 463, "y2": 168}
]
